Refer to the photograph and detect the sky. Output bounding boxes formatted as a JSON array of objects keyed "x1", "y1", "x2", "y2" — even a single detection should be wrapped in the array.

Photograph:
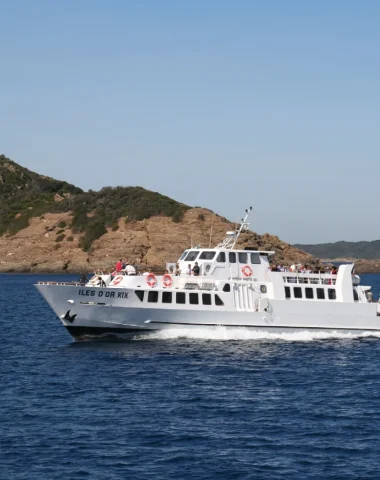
[{"x1": 1, "y1": 0, "x2": 379, "y2": 244}]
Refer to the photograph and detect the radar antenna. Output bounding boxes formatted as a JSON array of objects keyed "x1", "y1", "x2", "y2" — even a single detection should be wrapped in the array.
[{"x1": 216, "y1": 206, "x2": 253, "y2": 250}]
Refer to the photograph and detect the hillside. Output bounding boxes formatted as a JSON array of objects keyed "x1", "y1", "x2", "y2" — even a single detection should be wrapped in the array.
[
  {"x1": 0, "y1": 155, "x2": 319, "y2": 273},
  {"x1": 0, "y1": 155, "x2": 190, "y2": 250},
  {"x1": 293, "y1": 240, "x2": 380, "y2": 260}
]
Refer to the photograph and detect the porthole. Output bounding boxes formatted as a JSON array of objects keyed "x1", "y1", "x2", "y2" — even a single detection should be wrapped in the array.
[
  {"x1": 260, "y1": 285, "x2": 267, "y2": 294},
  {"x1": 205, "y1": 264, "x2": 211, "y2": 273}
]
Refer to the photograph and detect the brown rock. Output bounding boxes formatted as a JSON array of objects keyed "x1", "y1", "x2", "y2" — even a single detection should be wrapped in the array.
[{"x1": 0, "y1": 208, "x2": 319, "y2": 273}]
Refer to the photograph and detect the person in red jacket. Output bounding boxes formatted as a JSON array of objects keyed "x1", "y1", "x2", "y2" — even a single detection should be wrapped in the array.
[{"x1": 115, "y1": 258, "x2": 122, "y2": 272}]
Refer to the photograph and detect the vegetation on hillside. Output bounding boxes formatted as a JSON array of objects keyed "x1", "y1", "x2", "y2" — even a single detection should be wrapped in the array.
[
  {"x1": 0, "y1": 155, "x2": 190, "y2": 251},
  {"x1": 293, "y1": 240, "x2": 380, "y2": 260},
  {"x1": 0, "y1": 155, "x2": 82, "y2": 236},
  {"x1": 57, "y1": 187, "x2": 190, "y2": 251}
]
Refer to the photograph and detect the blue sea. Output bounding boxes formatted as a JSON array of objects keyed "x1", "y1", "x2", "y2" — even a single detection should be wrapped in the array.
[{"x1": 2, "y1": 274, "x2": 380, "y2": 479}]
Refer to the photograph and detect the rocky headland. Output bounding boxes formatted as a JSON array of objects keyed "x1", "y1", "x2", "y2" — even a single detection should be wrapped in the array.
[{"x1": 0, "y1": 154, "x2": 378, "y2": 274}]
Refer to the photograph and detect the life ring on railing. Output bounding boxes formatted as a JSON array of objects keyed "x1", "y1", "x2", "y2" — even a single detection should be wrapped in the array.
[
  {"x1": 162, "y1": 274, "x2": 173, "y2": 288},
  {"x1": 113, "y1": 275, "x2": 123, "y2": 285},
  {"x1": 242, "y1": 265, "x2": 253, "y2": 277},
  {"x1": 146, "y1": 273, "x2": 157, "y2": 287}
]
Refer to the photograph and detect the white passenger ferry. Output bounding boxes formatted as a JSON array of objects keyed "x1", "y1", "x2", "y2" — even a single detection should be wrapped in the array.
[{"x1": 36, "y1": 208, "x2": 380, "y2": 339}]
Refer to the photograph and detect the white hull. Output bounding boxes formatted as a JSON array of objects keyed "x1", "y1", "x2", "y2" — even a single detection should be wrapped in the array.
[{"x1": 36, "y1": 284, "x2": 380, "y2": 339}]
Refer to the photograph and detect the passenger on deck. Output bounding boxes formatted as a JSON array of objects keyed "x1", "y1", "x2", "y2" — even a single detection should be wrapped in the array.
[
  {"x1": 192, "y1": 262, "x2": 200, "y2": 276},
  {"x1": 187, "y1": 264, "x2": 192, "y2": 275},
  {"x1": 96, "y1": 276, "x2": 106, "y2": 288},
  {"x1": 116, "y1": 258, "x2": 123, "y2": 272},
  {"x1": 331, "y1": 266, "x2": 338, "y2": 275},
  {"x1": 175, "y1": 263, "x2": 181, "y2": 276},
  {"x1": 78, "y1": 273, "x2": 88, "y2": 284},
  {"x1": 126, "y1": 263, "x2": 136, "y2": 275}
]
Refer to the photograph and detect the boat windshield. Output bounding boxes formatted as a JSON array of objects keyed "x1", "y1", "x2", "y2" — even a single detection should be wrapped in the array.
[
  {"x1": 180, "y1": 250, "x2": 188, "y2": 260},
  {"x1": 184, "y1": 251, "x2": 199, "y2": 261}
]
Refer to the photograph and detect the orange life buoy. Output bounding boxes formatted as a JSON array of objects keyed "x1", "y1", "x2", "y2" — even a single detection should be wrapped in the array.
[
  {"x1": 146, "y1": 273, "x2": 157, "y2": 287},
  {"x1": 162, "y1": 274, "x2": 173, "y2": 288},
  {"x1": 242, "y1": 265, "x2": 253, "y2": 277},
  {"x1": 113, "y1": 275, "x2": 123, "y2": 285}
]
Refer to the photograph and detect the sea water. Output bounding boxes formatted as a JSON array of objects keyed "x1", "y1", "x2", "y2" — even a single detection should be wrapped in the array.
[{"x1": 2, "y1": 274, "x2": 380, "y2": 479}]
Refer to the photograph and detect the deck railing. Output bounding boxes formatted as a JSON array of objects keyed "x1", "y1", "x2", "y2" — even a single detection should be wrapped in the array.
[{"x1": 281, "y1": 273, "x2": 337, "y2": 285}]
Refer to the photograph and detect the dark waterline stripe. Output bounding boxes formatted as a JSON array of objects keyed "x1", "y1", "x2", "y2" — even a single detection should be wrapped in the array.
[{"x1": 66, "y1": 326, "x2": 156, "y2": 338}]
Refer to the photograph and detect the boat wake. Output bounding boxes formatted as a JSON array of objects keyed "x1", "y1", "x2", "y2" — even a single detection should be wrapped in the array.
[{"x1": 134, "y1": 327, "x2": 380, "y2": 342}]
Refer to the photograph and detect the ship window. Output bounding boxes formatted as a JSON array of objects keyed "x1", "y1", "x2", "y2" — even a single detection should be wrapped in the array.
[
  {"x1": 202, "y1": 293, "x2": 212, "y2": 305},
  {"x1": 229, "y1": 252, "x2": 236, "y2": 263},
  {"x1": 305, "y1": 288, "x2": 314, "y2": 299},
  {"x1": 162, "y1": 291, "x2": 172, "y2": 304},
  {"x1": 251, "y1": 253, "x2": 261, "y2": 264},
  {"x1": 317, "y1": 288, "x2": 325, "y2": 299},
  {"x1": 148, "y1": 291, "x2": 158, "y2": 303},
  {"x1": 176, "y1": 292, "x2": 186, "y2": 304},
  {"x1": 189, "y1": 293, "x2": 199, "y2": 305},
  {"x1": 223, "y1": 283, "x2": 231, "y2": 292},
  {"x1": 184, "y1": 251, "x2": 199, "y2": 261},
  {"x1": 199, "y1": 251, "x2": 216, "y2": 260},
  {"x1": 134, "y1": 290, "x2": 145, "y2": 302},
  {"x1": 238, "y1": 252, "x2": 248, "y2": 264},
  {"x1": 180, "y1": 250, "x2": 188, "y2": 260},
  {"x1": 217, "y1": 252, "x2": 226, "y2": 263},
  {"x1": 353, "y1": 288, "x2": 359, "y2": 301},
  {"x1": 294, "y1": 287, "x2": 302, "y2": 298},
  {"x1": 215, "y1": 294, "x2": 224, "y2": 306},
  {"x1": 328, "y1": 289, "x2": 336, "y2": 300},
  {"x1": 285, "y1": 286, "x2": 291, "y2": 298}
]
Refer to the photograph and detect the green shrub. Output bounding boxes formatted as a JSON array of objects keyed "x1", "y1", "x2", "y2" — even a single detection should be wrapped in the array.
[
  {"x1": 79, "y1": 220, "x2": 107, "y2": 252},
  {"x1": 67, "y1": 236, "x2": 74, "y2": 242},
  {"x1": 172, "y1": 210, "x2": 184, "y2": 223},
  {"x1": 56, "y1": 229, "x2": 65, "y2": 235},
  {"x1": 56, "y1": 234, "x2": 65, "y2": 242},
  {"x1": 8, "y1": 215, "x2": 30, "y2": 235},
  {"x1": 198, "y1": 213, "x2": 205, "y2": 221},
  {"x1": 57, "y1": 220, "x2": 67, "y2": 229}
]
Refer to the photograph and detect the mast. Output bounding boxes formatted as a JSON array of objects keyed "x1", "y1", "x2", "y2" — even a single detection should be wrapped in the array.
[{"x1": 216, "y1": 206, "x2": 253, "y2": 250}]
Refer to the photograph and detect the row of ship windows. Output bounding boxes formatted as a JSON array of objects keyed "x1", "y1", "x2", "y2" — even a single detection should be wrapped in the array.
[
  {"x1": 285, "y1": 286, "x2": 336, "y2": 300},
  {"x1": 181, "y1": 250, "x2": 262, "y2": 265},
  {"x1": 135, "y1": 290, "x2": 225, "y2": 306}
]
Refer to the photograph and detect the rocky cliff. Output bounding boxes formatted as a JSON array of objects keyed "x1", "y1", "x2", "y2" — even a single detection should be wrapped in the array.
[{"x1": 0, "y1": 208, "x2": 318, "y2": 273}]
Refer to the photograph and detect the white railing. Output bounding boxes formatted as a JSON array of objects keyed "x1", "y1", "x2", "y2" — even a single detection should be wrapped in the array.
[{"x1": 281, "y1": 273, "x2": 337, "y2": 285}]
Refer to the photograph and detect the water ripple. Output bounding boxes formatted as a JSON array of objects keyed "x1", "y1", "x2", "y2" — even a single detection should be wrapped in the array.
[{"x1": 2, "y1": 274, "x2": 380, "y2": 479}]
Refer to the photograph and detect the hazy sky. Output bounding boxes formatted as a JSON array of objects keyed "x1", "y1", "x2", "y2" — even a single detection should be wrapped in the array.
[{"x1": 1, "y1": 1, "x2": 379, "y2": 244}]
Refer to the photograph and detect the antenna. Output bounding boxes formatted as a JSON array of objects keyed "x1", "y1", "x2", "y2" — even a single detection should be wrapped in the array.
[
  {"x1": 216, "y1": 206, "x2": 253, "y2": 250},
  {"x1": 209, "y1": 212, "x2": 215, "y2": 248}
]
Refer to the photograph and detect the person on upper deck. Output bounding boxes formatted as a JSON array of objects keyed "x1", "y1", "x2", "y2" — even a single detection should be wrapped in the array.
[
  {"x1": 116, "y1": 259, "x2": 122, "y2": 272},
  {"x1": 192, "y1": 262, "x2": 200, "y2": 276},
  {"x1": 331, "y1": 266, "x2": 338, "y2": 275},
  {"x1": 187, "y1": 264, "x2": 192, "y2": 275},
  {"x1": 125, "y1": 263, "x2": 136, "y2": 275},
  {"x1": 78, "y1": 273, "x2": 88, "y2": 284},
  {"x1": 175, "y1": 263, "x2": 181, "y2": 276}
]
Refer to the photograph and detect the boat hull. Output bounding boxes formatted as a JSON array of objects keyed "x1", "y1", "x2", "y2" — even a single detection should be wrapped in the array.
[{"x1": 36, "y1": 284, "x2": 380, "y2": 340}]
